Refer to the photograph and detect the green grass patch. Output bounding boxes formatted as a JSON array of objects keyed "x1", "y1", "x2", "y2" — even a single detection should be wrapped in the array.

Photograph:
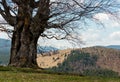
[{"x1": 0, "y1": 66, "x2": 120, "y2": 82}]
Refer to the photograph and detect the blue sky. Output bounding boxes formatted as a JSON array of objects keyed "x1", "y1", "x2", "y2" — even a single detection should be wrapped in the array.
[{"x1": 1, "y1": 1, "x2": 120, "y2": 49}]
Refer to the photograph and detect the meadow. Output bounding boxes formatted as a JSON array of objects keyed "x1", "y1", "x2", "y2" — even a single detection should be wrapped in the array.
[{"x1": 0, "y1": 66, "x2": 120, "y2": 82}]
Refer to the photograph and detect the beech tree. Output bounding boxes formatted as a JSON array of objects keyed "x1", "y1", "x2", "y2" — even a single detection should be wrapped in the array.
[{"x1": 0, "y1": 0, "x2": 119, "y2": 68}]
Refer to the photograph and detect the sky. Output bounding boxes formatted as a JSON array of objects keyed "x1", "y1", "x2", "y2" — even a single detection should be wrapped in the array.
[
  {"x1": 80, "y1": 13, "x2": 120, "y2": 47},
  {"x1": 1, "y1": 1, "x2": 120, "y2": 49},
  {"x1": 37, "y1": 14, "x2": 120, "y2": 49}
]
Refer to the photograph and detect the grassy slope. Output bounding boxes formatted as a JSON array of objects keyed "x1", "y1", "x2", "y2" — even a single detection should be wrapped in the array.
[
  {"x1": 37, "y1": 47, "x2": 120, "y2": 75},
  {"x1": 0, "y1": 66, "x2": 119, "y2": 82}
]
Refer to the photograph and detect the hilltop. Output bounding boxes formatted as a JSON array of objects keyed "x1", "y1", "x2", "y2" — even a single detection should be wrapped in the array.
[{"x1": 37, "y1": 46, "x2": 120, "y2": 76}]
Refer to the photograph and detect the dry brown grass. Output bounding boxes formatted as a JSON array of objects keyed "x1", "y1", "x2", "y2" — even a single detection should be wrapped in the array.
[{"x1": 37, "y1": 49, "x2": 72, "y2": 68}]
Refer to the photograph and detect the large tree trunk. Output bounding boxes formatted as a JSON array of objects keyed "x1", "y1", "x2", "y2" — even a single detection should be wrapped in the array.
[
  {"x1": 8, "y1": 1, "x2": 49, "y2": 68},
  {"x1": 8, "y1": 4, "x2": 41, "y2": 68},
  {"x1": 9, "y1": 26, "x2": 39, "y2": 68}
]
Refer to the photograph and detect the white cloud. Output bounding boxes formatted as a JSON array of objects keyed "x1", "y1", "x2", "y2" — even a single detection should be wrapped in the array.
[
  {"x1": 110, "y1": 22, "x2": 120, "y2": 28},
  {"x1": 117, "y1": 0, "x2": 120, "y2": 2},
  {"x1": 82, "y1": 33, "x2": 100, "y2": 41},
  {"x1": 81, "y1": 28, "x2": 120, "y2": 47},
  {"x1": 94, "y1": 13, "x2": 109, "y2": 21},
  {"x1": 93, "y1": 13, "x2": 120, "y2": 29},
  {"x1": 50, "y1": 0, "x2": 56, "y2": 2},
  {"x1": 109, "y1": 31, "x2": 120, "y2": 40},
  {"x1": 0, "y1": 32, "x2": 9, "y2": 39},
  {"x1": 78, "y1": 0, "x2": 84, "y2": 3},
  {"x1": 81, "y1": 29, "x2": 101, "y2": 43}
]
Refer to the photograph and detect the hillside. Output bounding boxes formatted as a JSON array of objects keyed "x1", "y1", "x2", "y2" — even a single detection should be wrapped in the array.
[
  {"x1": 37, "y1": 49, "x2": 72, "y2": 68},
  {"x1": 79, "y1": 47, "x2": 120, "y2": 75},
  {"x1": 37, "y1": 46, "x2": 120, "y2": 76}
]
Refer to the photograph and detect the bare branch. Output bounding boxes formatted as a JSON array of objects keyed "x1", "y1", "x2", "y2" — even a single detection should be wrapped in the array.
[
  {"x1": 0, "y1": 25, "x2": 13, "y2": 38},
  {"x1": 0, "y1": 0, "x2": 16, "y2": 26}
]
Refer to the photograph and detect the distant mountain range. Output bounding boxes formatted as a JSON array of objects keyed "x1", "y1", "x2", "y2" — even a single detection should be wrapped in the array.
[
  {"x1": 1, "y1": 38, "x2": 120, "y2": 53},
  {"x1": 0, "y1": 38, "x2": 11, "y2": 54},
  {"x1": 0, "y1": 38, "x2": 58, "y2": 54},
  {"x1": 37, "y1": 46, "x2": 58, "y2": 54},
  {"x1": 90, "y1": 45, "x2": 120, "y2": 50},
  {"x1": 105, "y1": 45, "x2": 120, "y2": 49},
  {"x1": 0, "y1": 38, "x2": 11, "y2": 65},
  {"x1": 0, "y1": 38, "x2": 58, "y2": 65}
]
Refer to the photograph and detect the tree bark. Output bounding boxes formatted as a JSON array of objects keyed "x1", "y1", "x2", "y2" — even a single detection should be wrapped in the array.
[
  {"x1": 7, "y1": 0, "x2": 49, "y2": 68},
  {"x1": 9, "y1": 26, "x2": 39, "y2": 68},
  {"x1": 8, "y1": 3, "x2": 41, "y2": 68}
]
